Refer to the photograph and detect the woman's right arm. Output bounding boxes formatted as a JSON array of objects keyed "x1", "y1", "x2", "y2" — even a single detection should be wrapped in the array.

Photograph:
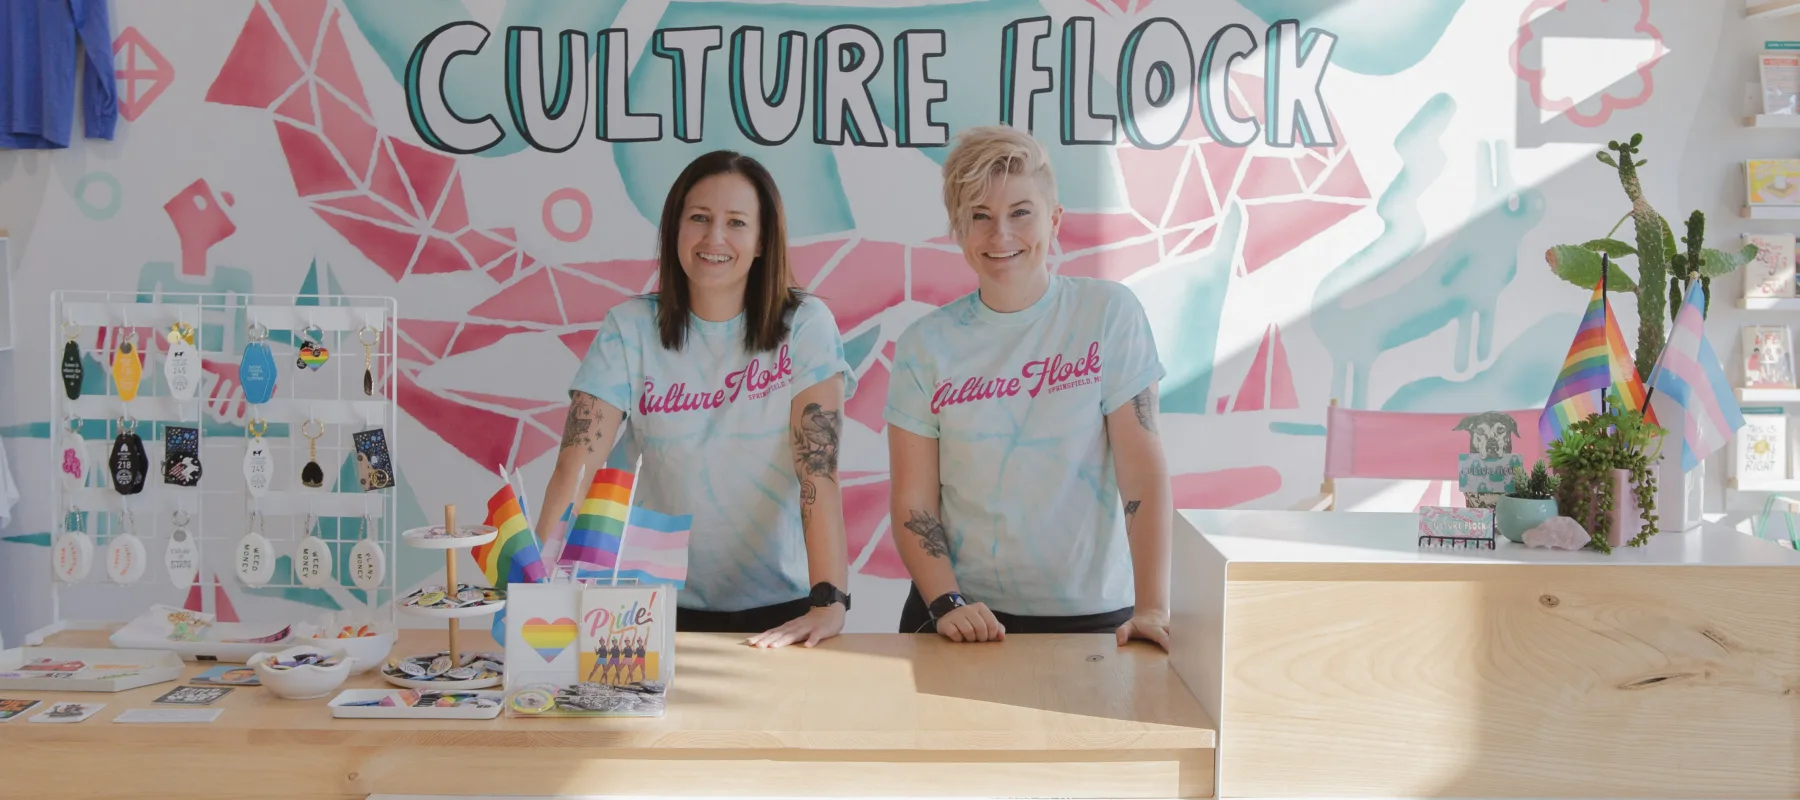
[
  {"x1": 536, "y1": 390, "x2": 627, "y2": 560},
  {"x1": 888, "y1": 426, "x2": 1004, "y2": 642}
]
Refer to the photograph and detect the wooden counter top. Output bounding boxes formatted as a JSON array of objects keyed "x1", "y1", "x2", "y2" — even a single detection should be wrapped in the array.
[{"x1": 1, "y1": 629, "x2": 1217, "y2": 798}]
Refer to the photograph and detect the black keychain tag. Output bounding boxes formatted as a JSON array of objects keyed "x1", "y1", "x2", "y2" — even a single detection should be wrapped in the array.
[
  {"x1": 61, "y1": 322, "x2": 84, "y2": 400},
  {"x1": 353, "y1": 427, "x2": 395, "y2": 491},
  {"x1": 110, "y1": 417, "x2": 148, "y2": 495},
  {"x1": 163, "y1": 425, "x2": 202, "y2": 487}
]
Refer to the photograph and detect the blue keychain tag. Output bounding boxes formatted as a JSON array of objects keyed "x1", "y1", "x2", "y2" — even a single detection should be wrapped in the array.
[{"x1": 239, "y1": 324, "x2": 276, "y2": 405}]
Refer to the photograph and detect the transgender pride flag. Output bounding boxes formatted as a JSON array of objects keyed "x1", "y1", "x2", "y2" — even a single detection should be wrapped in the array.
[
  {"x1": 573, "y1": 506, "x2": 693, "y2": 588},
  {"x1": 1647, "y1": 281, "x2": 1746, "y2": 471}
]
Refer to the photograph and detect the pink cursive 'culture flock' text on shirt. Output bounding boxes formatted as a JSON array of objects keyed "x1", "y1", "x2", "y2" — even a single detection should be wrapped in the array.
[
  {"x1": 639, "y1": 344, "x2": 793, "y2": 415},
  {"x1": 930, "y1": 341, "x2": 1101, "y2": 414}
]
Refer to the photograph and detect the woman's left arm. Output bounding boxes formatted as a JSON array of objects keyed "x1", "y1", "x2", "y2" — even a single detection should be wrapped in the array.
[
  {"x1": 1105, "y1": 380, "x2": 1172, "y2": 650},
  {"x1": 747, "y1": 374, "x2": 850, "y2": 648}
]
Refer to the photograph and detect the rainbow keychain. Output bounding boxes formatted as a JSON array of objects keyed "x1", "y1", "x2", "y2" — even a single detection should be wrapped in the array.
[
  {"x1": 111, "y1": 328, "x2": 145, "y2": 403},
  {"x1": 163, "y1": 320, "x2": 200, "y2": 401},
  {"x1": 240, "y1": 322, "x2": 276, "y2": 405},
  {"x1": 296, "y1": 324, "x2": 329, "y2": 371}
]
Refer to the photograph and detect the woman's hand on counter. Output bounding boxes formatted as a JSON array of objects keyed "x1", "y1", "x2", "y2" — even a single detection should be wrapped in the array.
[
  {"x1": 937, "y1": 602, "x2": 1006, "y2": 643},
  {"x1": 746, "y1": 605, "x2": 845, "y2": 649},
  {"x1": 1115, "y1": 610, "x2": 1170, "y2": 650}
]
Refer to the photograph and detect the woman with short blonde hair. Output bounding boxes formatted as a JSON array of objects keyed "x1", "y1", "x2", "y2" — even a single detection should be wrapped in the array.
[{"x1": 884, "y1": 125, "x2": 1174, "y2": 647}]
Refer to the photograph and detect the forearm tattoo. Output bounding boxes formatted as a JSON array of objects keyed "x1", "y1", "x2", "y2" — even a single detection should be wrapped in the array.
[
  {"x1": 1124, "y1": 499, "x2": 1141, "y2": 520},
  {"x1": 904, "y1": 510, "x2": 951, "y2": 558},
  {"x1": 800, "y1": 479, "x2": 818, "y2": 527},
  {"x1": 793, "y1": 402, "x2": 841, "y2": 479},
  {"x1": 1130, "y1": 387, "x2": 1158, "y2": 433},
  {"x1": 562, "y1": 392, "x2": 601, "y2": 452}
]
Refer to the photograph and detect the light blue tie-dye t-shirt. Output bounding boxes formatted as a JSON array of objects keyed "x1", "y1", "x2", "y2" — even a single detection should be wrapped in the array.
[
  {"x1": 570, "y1": 293, "x2": 856, "y2": 612},
  {"x1": 884, "y1": 276, "x2": 1164, "y2": 617}
]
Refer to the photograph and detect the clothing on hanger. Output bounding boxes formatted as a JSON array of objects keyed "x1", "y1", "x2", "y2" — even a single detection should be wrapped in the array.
[{"x1": 0, "y1": 0, "x2": 118, "y2": 149}]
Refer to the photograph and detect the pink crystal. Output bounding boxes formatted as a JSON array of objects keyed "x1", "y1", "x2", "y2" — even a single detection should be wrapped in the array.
[{"x1": 1522, "y1": 516, "x2": 1590, "y2": 550}]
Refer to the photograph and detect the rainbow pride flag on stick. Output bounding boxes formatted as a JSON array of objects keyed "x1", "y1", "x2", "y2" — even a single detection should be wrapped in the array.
[
  {"x1": 1539, "y1": 281, "x2": 1656, "y2": 446},
  {"x1": 472, "y1": 467, "x2": 549, "y2": 591},
  {"x1": 563, "y1": 455, "x2": 694, "y2": 588},
  {"x1": 560, "y1": 465, "x2": 635, "y2": 569}
]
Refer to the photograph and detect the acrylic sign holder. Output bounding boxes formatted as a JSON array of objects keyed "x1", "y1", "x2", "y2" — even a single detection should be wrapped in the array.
[
  {"x1": 385, "y1": 504, "x2": 505, "y2": 691},
  {"x1": 35, "y1": 291, "x2": 400, "y2": 644}
]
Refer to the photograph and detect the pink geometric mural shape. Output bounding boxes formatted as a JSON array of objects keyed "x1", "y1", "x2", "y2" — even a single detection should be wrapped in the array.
[
  {"x1": 444, "y1": 389, "x2": 556, "y2": 412},
  {"x1": 274, "y1": 84, "x2": 315, "y2": 125},
  {"x1": 846, "y1": 360, "x2": 891, "y2": 432},
  {"x1": 1057, "y1": 212, "x2": 1152, "y2": 253},
  {"x1": 112, "y1": 27, "x2": 174, "y2": 122},
  {"x1": 842, "y1": 480, "x2": 906, "y2": 579},
  {"x1": 413, "y1": 235, "x2": 473, "y2": 275},
  {"x1": 1172, "y1": 225, "x2": 1218, "y2": 258},
  {"x1": 394, "y1": 371, "x2": 519, "y2": 476},
  {"x1": 1117, "y1": 146, "x2": 1187, "y2": 226},
  {"x1": 459, "y1": 230, "x2": 516, "y2": 271},
  {"x1": 565, "y1": 258, "x2": 658, "y2": 292},
  {"x1": 204, "y1": 3, "x2": 302, "y2": 109},
  {"x1": 471, "y1": 268, "x2": 566, "y2": 325},
  {"x1": 317, "y1": 211, "x2": 420, "y2": 281},
  {"x1": 274, "y1": 121, "x2": 358, "y2": 196},
  {"x1": 399, "y1": 320, "x2": 459, "y2": 361},
  {"x1": 908, "y1": 247, "x2": 977, "y2": 307},
  {"x1": 447, "y1": 324, "x2": 534, "y2": 358},
  {"x1": 881, "y1": 341, "x2": 896, "y2": 361},
  {"x1": 559, "y1": 330, "x2": 600, "y2": 359},
  {"x1": 391, "y1": 141, "x2": 455, "y2": 215},
  {"x1": 1171, "y1": 466, "x2": 1282, "y2": 509},
  {"x1": 1058, "y1": 241, "x2": 1160, "y2": 281},
  {"x1": 1240, "y1": 156, "x2": 1306, "y2": 198},
  {"x1": 1232, "y1": 324, "x2": 1298, "y2": 412},
  {"x1": 433, "y1": 176, "x2": 470, "y2": 231},
  {"x1": 814, "y1": 241, "x2": 905, "y2": 329},
  {"x1": 311, "y1": 10, "x2": 370, "y2": 113},
  {"x1": 1242, "y1": 201, "x2": 1361, "y2": 273},
  {"x1": 558, "y1": 273, "x2": 631, "y2": 325},
  {"x1": 368, "y1": 145, "x2": 421, "y2": 217},
  {"x1": 1511, "y1": 0, "x2": 1665, "y2": 128},
  {"x1": 317, "y1": 84, "x2": 378, "y2": 180},
  {"x1": 1315, "y1": 157, "x2": 1368, "y2": 199},
  {"x1": 313, "y1": 194, "x2": 407, "y2": 227},
  {"x1": 488, "y1": 253, "x2": 528, "y2": 283},
  {"x1": 1295, "y1": 154, "x2": 1329, "y2": 190},
  {"x1": 1163, "y1": 165, "x2": 1218, "y2": 230},
  {"x1": 163, "y1": 179, "x2": 238, "y2": 278},
  {"x1": 791, "y1": 239, "x2": 850, "y2": 288},
  {"x1": 268, "y1": 0, "x2": 327, "y2": 61},
  {"x1": 1197, "y1": 141, "x2": 1248, "y2": 207},
  {"x1": 1266, "y1": 324, "x2": 1298, "y2": 410}
]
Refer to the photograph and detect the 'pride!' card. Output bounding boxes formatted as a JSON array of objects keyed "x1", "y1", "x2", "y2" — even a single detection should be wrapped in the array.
[{"x1": 503, "y1": 583, "x2": 673, "y2": 718}]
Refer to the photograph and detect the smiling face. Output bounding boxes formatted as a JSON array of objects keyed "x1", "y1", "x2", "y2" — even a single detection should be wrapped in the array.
[
  {"x1": 675, "y1": 172, "x2": 763, "y2": 301},
  {"x1": 957, "y1": 171, "x2": 1061, "y2": 285}
]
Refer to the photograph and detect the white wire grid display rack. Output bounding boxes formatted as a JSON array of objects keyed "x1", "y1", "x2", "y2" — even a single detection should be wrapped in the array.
[{"x1": 33, "y1": 291, "x2": 400, "y2": 642}]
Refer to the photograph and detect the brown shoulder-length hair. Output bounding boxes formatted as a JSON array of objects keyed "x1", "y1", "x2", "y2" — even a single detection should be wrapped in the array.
[{"x1": 654, "y1": 150, "x2": 803, "y2": 353}]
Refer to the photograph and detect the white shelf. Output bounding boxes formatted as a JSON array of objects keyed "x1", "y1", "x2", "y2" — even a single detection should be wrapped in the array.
[
  {"x1": 1747, "y1": 114, "x2": 1800, "y2": 127},
  {"x1": 1749, "y1": 0, "x2": 1800, "y2": 20},
  {"x1": 1736, "y1": 387, "x2": 1800, "y2": 402},
  {"x1": 1741, "y1": 205, "x2": 1800, "y2": 219},
  {"x1": 1738, "y1": 297, "x2": 1800, "y2": 310},
  {"x1": 1729, "y1": 478, "x2": 1800, "y2": 492}
]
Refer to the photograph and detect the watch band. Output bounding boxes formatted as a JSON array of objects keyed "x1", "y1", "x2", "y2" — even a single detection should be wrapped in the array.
[
  {"x1": 928, "y1": 591, "x2": 966, "y2": 620},
  {"x1": 810, "y1": 581, "x2": 851, "y2": 612}
]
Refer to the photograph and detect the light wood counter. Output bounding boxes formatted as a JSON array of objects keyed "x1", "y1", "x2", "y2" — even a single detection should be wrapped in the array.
[
  {"x1": 1170, "y1": 509, "x2": 1800, "y2": 799},
  {"x1": 0, "y1": 629, "x2": 1215, "y2": 799}
]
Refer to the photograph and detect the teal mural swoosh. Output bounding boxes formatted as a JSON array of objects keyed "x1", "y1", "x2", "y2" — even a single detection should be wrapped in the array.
[{"x1": 1382, "y1": 311, "x2": 1575, "y2": 413}]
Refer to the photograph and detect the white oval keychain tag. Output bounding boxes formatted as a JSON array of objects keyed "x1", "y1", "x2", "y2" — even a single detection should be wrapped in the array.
[
  {"x1": 349, "y1": 536, "x2": 385, "y2": 592},
  {"x1": 243, "y1": 419, "x2": 273, "y2": 497},
  {"x1": 165, "y1": 512, "x2": 200, "y2": 588},
  {"x1": 236, "y1": 514, "x2": 274, "y2": 587},
  {"x1": 52, "y1": 510, "x2": 94, "y2": 583},
  {"x1": 107, "y1": 531, "x2": 146, "y2": 584},
  {"x1": 296, "y1": 516, "x2": 332, "y2": 588},
  {"x1": 163, "y1": 322, "x2": 200, "y2": 401},
  {"x1": 59, "y1": 420, "x2": 89, "y2": 489}
]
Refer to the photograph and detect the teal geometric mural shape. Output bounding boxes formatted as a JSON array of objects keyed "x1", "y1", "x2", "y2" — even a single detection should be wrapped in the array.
[
  {"x1": 1269, "y1": 422, "x2": 1327, "y2": 436},
  {"x1": 1236, "y1": 0, "x2": 1466, "y2": 76},
  {"x1": 843, "y1": 325, "x2": 881, "y2": 373},
  {"x1": 1381, "y1": 311, "x2": 1577, "y2": 413},
  {"x1": 1140, "y1": 202, "x2": 1245, "y2": 415},
  {"x1": 2, "y1": 532, "x2": 52, "y2": 547}
]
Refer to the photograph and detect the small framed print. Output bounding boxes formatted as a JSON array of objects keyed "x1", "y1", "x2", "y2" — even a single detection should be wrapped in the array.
[{"x1": 1743, "y1": 325, "x2": 1797, "y2": 389}]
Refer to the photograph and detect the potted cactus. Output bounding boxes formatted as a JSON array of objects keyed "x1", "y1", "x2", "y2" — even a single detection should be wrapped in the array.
[{"x1": 1496, "y1": 460, "x2": 1560, "y2": 544}]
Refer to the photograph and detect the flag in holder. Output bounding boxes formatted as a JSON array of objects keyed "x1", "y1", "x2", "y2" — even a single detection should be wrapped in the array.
[{"x1": 560, "y1": 455, "x2": 692, "y2": 588}]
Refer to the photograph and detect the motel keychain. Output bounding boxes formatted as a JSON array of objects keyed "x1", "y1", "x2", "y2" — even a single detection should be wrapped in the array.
[
  {"x1": 243, "y1": 418, "x2": 273, "y2": 497},
  {"x1": 52, "y1": 508, "x2": 94, "y2": 583},
  {"x1": 295, "y1": 514, "x2": 332, "y2": 588},
  {"x1": 112, "y1": 328, "x2": 145, "y2": 403},
  {"x1": 60, "y1": 321, "x2": 84, "y2": 400},
  {"x1": 349, "y1": 517, "x2": 385, "y2": 592},
  {"x1": 165, "y1": 510, "x2": 200, "y2": 589},
  {"x1": 240, "y1": 322, "x2": 277, "y2": 405},
  {"x1": 297, "y1": 324, "x2": 329, "y2": 371},
  {"x1": 109, "y1": 416, "x2": 149, "y2": 496},
  {"x1": 106, "y1": 512, "x2": 147, "y2": 585},
  {"x1": 59, "y1": 416, "x2": 90, "y2": 490},
  {"x1": 359, "y1": 325, "x2": 380, "y2": 396},
  {"x1": 236, "y1": 512, "x2": 274, "y2": 587},
  {"x1": 163, "y1": 320, "x2": 200, "y2": 401},
  {"x1": 300, "y1": 419, "x2": 325, "y2": 488}
]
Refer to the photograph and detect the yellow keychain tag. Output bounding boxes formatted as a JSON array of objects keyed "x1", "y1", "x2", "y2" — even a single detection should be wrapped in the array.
[{"x1": 112, "y1": 330, "x2": 144, "y2": 402}]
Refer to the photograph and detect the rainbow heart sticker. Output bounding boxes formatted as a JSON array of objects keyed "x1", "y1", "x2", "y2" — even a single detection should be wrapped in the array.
[
  {"x1": 296, "y1": 343, "x2": 329, "y2": 371},
  {"x1": 521, "y1": 616, "x2": 577, "y2": 662}
]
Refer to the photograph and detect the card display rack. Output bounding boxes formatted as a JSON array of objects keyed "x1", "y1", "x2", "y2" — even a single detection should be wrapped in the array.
[{"x1": 34, "y1": 291, "x2": 400, "y2": 643}]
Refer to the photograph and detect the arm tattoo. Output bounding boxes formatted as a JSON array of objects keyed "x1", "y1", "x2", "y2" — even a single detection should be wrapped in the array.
[
  {"x1": 1130, "y1": 387, "x2": 1158, "y2": 433},
  {"x1": 562, "y1": 393, "x2": 599, "y2": 452},
  {"x1": 1124, "y1": 499, "x2": 1141, "y2": 519},
  {"x1": 800, "y1": 479, "x2": 818, "y2": 527},
  {"x1": 904, "y1": 510, "x2": 951, "y2": 558},
  {"x1": 792, "y1": 402, "x2": 841, "y2": 479}
]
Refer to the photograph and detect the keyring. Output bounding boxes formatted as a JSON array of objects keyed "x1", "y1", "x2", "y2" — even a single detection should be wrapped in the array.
[
  {"x1": 246, "y1": 418, "x2": 269, "y2": 438},
  {"x1": 66, "y1": 415, "x2": 82, "y2": 433},
  {"x1": 169, "y1": 321, "x2": 196, "y2": 345},
  {"x1": 63, "y1": 321, "x2": 81, "y2": 342},
  {"x1": 247, "y1": 321, "x2": 269, "y2": 342},
  {"x1": 116, "y1": 415, "x2": 137, "y2": 434},
  {"x1": 301, "y1": 419, "x2": 324, "y2": 441},
  {"x1": 172, "y1": 509, "x2": 191, "y2": 528},
  {"x1": 358, "y1": 325, "x2": 380, "y2": 346}
]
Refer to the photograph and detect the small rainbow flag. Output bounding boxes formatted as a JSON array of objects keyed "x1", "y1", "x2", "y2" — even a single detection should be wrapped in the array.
[
  {"x1": 471, "y1": 478, "x2": 548, "y2": 591},
  {"x1": 1539, "y1": 281, "x2": 1656, "y2": 446},
  {"x1": 560, "y1": 468, "x2": 635, "y2": 568}
]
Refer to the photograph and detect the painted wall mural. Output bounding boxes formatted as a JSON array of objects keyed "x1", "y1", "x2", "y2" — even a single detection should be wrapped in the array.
[{"x1": 0, "y1": 0, "x2": 1721, "y2": 635}]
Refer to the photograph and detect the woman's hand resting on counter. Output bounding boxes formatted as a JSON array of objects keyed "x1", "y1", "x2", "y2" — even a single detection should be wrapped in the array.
[
  {"x1": 935, "y1": 601, "x2": 1006, "y2": 642},
  {"x1": 746, "y1": 605, "x2": 845, "y2": 649},
  {"x1": 1115, "y1": 609, "x2": 1170, "y2": 650}
]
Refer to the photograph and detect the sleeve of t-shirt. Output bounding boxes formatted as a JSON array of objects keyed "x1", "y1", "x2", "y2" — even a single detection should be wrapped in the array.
[
  {"x1": 883, "y1": 329, "x2": 940, "y2": 439},
  {"x1": 568, "y1": 307, "x2": 634, "y2": 412},
  {"x1": 73, "y1": 0, "x2": 117, "y2": 140},
  {"x1": 1100, "y1": 283, "x2": 1167, "y2": 415},
  {"x1": 789, "y1": 298, "x2": 859, "y2": 401}
]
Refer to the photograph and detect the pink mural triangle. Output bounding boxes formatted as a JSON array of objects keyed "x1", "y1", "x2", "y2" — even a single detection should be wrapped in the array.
[
  {"x1": 1117, "y1": 146, "x2": 1186, "y2": 226},
  {"x1": 1165, "y1": 159, "x2": 1218, "y2": 229},
  {"x1": 204, "y1": 3, "x2": 303, "y2": 109},
  {"x1": 275, "y1": 121, "x2": 359, "y2": 196},
  {"x1": 273, "y1": 84, "x2": 315, "y2": 125},
  {"x1": 316, "y1": 210, "x2": 422, "y2": 281},
  {"x1": 564, "y1": 257, "x2": 658, "y2": 292},
  {"x1": 412, "y1": 235, "x2": 475, "y2": 275},
  {"x1": 369, "y1": 144, "x2": 420, "y2": 217},
  {"x1": 1296, "y1": 153, "x2": 1329, "y2": 191},
  {"x1": 1316, "y1": 156, "x2": 1371, "y2": 200},
  {"x1": 313, "y1": 193, "x2": 406, "y2": 227},
  {"x1": 212, "y1": 574, "x2": 240, "y2": 622},
  {"x1": 392, "y1": 141, "x2": 455, "y2": 215},
  {"x1": 1243, "y1": 201, "x2": 1360, "y2": 273},
  {"x1": 1267, "y1": 324, "x2": 1298, "y2": 410},
  {"x1": 559, "y1": 270, "x2": 630, "y2": 324},
  {"x1": 312, "y1": 10, "x2": 371, "y2": 113},
  {"x1": 183, "y1": 573, "x2": 204, "y2": 612},
  {"x1": 1198, "y1": 141, "x2": 1248, "y2": 204},
  {"x1": 559, "y1": 330, "x2": 599, "y2": 358},
  {"x1": 432, "y1": 176, "x2": 470, "y2": 232},
  {"x1": 268, "y1": 0, "x2": 326, "y2": 62},
  {"x1": 318, "y1": 84, "x2": 377, "y2": 182},
  {"x1": 471, "y1": 267, "x2": 566, "y2": 325},
  {"x1": 399, "y1": 319, "x2": 460, "y2": 360},
  {"x1": 446, "y1": 323, "x2": 531, "y2": 357},
  {"x1": 1240, "y1": 156, "x2": 1306, "y2": 198},
  {"x1": 458, "y1": 229, "x2": 515, "y2": 271},
  {"x1": 1232, "y1": 325, "x2": 1273, "y2": 412}
]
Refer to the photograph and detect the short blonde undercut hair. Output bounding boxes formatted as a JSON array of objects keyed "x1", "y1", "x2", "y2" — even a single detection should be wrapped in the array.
[{"x1": 941, "y1": 125, "x2": 1058, "y2": 240}]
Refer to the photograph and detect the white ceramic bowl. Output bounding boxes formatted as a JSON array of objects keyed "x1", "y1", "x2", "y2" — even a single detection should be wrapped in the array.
[
  {"x1": 248, "y1": 646, "x2": 355, "y2": 700},
  {"x1": 305, "y1": 629, "x2": 397, "y2": 675}
]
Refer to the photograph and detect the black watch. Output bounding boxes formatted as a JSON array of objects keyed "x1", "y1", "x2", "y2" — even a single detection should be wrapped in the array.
[
  {"x1": 928, "y1": 591, "x2": 967, "y2": 620},
  {"x1": 809, "y1": 581, "x2": 850, "y2": 611}
]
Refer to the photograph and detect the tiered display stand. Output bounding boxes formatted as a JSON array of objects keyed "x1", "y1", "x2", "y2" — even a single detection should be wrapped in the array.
[{"x1": 386, "y1": 504, "x2": 504, "y2": 690}]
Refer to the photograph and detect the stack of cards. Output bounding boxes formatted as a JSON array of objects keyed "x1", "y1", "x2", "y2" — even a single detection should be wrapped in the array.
[
  {"x1": 0, "y1": 698, "x2": 40, "y2": 721},
  {"x1": 153, "y1": 686, "x2": 232, "y2": 705},
  {"x1": 29, "y1": 702, "x2": 104, "y2": 723}
]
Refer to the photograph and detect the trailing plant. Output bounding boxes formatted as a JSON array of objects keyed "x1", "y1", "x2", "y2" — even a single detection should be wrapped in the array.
[
  {"x1": 1545, "y1": 134, "x2": 1759, "y2": 378},
  {"x1": 1544, "y1": 391, "x2": 1667, "y2": 553},
  {"x1": 1506, "y1": 460, "x2": 1559, "y2": 501}
]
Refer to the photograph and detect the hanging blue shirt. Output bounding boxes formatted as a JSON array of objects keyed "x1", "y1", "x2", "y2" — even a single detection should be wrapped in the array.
[{"x1": 1, "y1": 0, "x2": 118, "y2": 149}]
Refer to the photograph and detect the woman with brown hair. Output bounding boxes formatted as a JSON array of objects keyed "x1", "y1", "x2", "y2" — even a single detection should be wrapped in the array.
[{"x1": 535, "y1": 150, "x2": 857, "y2": 647}]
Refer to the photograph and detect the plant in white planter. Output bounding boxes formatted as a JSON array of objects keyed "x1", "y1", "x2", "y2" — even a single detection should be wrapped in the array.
[{"x1": 1496, "y1": 460, "x2": 1560, "y2": 544}]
